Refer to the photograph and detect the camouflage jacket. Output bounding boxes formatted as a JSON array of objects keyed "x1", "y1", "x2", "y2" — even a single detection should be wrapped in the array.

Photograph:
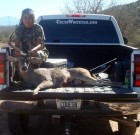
[{"x1": 15, "y1": 23, "x2": 45, "y2": 53}]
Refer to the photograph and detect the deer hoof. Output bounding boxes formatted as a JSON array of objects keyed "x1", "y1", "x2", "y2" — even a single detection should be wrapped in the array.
[
  {"x1": 33, "y1": 87, "x2": 40, "y2": 95},
  {"x1": 33, "y1": 90, "x2": 38, "y2": 95}
]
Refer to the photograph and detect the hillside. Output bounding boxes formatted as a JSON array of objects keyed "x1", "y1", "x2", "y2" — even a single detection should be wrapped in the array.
[
  {"x1": 0, "y1": 26, "x2": 15, "y2": 42},
  {"x1": 0, "y1": 16, "x2": 19, "y2": 26},
  {"x1": 0, "y1": 16, "x2": 19, "y2": 42}
]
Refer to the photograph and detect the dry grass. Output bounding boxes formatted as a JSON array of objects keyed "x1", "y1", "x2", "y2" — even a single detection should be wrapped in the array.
[{"x1": 0, "y1": 42, "x2": 8, "y2": 48}]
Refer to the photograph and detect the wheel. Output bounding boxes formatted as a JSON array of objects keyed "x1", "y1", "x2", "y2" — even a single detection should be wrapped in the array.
[
  {"x1": 118, "y1": 114, "x2": 137, "y2": 135},
  {"x1": 8, "y1": 112, "x2": 29, "y2": 135}
]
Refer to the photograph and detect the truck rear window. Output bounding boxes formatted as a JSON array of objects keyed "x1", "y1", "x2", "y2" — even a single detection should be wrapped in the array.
[{"x1": 39, "y1": 19, "x2": 119, "y2": 44}]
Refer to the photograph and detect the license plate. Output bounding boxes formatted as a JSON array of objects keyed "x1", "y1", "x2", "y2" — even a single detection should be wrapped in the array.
[{"x1": 56, "y1": 99, "x2": 81, "y2": 110}]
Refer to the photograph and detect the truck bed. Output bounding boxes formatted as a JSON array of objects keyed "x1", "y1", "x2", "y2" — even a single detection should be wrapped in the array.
[{"x1": 0, "y1": 86, "x2": 138, "y2": 102}]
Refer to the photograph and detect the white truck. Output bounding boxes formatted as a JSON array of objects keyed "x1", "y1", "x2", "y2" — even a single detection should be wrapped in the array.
[{"x1": 0, "y1": 14, "x2": 140, "y2": 135}]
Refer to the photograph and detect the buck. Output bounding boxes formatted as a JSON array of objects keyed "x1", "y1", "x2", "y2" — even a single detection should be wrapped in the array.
[
  {"x1": 7, "y1": 34, "x2": 99, "y2": 95},
  {"x1": 8, "y1": 54, "x2": 98, "y2": 95}
]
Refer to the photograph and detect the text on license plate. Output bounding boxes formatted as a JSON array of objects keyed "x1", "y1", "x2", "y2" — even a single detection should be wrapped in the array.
[{"x1": 56, "y1": 99, "x2": 81, "y2": 110}]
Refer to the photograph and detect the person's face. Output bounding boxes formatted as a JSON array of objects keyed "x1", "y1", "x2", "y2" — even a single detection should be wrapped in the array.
[{"x1": 22, "y1": 14, "x2": 34, "y2": 28}]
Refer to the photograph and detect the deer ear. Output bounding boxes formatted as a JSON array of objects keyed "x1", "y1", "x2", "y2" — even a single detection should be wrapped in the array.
[{"x1": 7, "y1": 56, "x2": 18, "y2": 62}]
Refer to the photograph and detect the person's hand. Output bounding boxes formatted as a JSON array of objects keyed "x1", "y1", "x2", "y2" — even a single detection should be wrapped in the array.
[
  {"x1": 15, "y1": 51, "x2": 26, "y2": 57},
  {"x1": 15, "y1": 50, "x2": 21, "y2": 56},
  {"x1": 28, "y1": 50, "x2": 37, "y2": 57}
]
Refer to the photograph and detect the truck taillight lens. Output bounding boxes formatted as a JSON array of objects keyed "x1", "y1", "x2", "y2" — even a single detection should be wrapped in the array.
[
  {"x1": 134, "y1": 55, "x2": 140, "y2": 86},
  {"x1": 0, "y1": 53, "x2": 6, "y2": 84}
]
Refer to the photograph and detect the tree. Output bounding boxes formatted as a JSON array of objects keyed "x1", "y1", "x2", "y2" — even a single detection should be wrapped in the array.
[{"x1": 62, "y1": 0, "x2": 120, "y2": 14}]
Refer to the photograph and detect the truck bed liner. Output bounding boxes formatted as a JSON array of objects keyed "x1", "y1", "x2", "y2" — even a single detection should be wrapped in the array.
[{"x1": 0, "y1": 86, "x2": 138, "y2": 101}]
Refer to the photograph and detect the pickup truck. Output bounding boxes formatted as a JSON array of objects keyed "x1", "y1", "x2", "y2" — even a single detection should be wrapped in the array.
[{"x1": 0, "y1": 14, "x2": 140, "y2": 135}]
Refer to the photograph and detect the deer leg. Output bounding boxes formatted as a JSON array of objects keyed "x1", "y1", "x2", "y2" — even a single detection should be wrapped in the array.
[{"x1": 33, "y1": 81, "x2": 53, "y2": 95}]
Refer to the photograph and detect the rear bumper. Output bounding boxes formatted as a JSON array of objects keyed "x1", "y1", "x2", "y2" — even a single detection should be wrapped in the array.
[{"x1": 0, "y1": 100, "x2": 140, "y2": 116}]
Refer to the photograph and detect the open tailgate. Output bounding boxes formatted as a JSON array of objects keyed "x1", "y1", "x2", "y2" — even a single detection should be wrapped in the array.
[{"x1": 0, "y1": 86, "x2": 138, "y2": 102}]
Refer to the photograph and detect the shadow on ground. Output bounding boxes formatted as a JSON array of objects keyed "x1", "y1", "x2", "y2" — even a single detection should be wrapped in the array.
[{"x1": 0, "y1": 111, "x2": 140, "y2": 135}]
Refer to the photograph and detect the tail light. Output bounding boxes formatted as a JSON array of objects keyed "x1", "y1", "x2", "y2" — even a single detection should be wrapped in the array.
[
  {"x1": 66, "y1": 14, "x2": 86, "y2": 17},
  {"x1": 134, "y1": 55, "x2": 140, "y2": 86},
  {"x1": 0, "y1": 53, "x2": 6, "y2": 84}
]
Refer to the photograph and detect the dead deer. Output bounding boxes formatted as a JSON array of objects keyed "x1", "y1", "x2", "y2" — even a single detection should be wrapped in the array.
[
  {"x1": 7, "y1": 33, "x2": 98, "y2": 95},
  {"x1": 8, "y1": 55, "x2": 98, "y2": 95}
]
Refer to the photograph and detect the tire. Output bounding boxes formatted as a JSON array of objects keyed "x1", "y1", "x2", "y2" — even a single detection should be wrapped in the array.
[
  {"x1": 118, "y1": 114, "x2": 137, "y2": 135},
  {"x1": 8, "y1": 112, "x2": 29, "y2": 135}
]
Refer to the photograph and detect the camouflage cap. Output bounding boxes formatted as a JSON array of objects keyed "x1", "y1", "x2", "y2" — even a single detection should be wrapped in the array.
[
  {"x1": 20, "y1": 8, "x2": 35, "y2": 25},
  {"x1": 22, "y1": 8, "x2": 34, "y2": 16}
]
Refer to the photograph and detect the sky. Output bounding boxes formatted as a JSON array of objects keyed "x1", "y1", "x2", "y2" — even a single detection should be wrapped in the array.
[{"x1": 0, "y1": 0, "x2": 138, "y2": 19}]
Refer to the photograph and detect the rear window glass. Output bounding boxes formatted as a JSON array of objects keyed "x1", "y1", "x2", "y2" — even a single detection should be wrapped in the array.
[{"x1": 39, "y1": 19, "x2": 119, "y2": 43}]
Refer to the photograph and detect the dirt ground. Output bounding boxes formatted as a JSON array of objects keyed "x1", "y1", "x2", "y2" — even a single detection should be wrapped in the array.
[
  {"x1": 0, "y1": 110, "x2": 140, "y2": 135},
  {"x1": 110, "y1": 117, "x2": 140, "y2": 135}
]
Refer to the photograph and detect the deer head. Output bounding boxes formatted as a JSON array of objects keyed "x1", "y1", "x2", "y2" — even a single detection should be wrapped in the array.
[
  {"x1": 7, "y1": 32, "x2": 43, "y2": 72},
  {"x1": 7, "y1": 32, "x2": 31, "y2": 72}
]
